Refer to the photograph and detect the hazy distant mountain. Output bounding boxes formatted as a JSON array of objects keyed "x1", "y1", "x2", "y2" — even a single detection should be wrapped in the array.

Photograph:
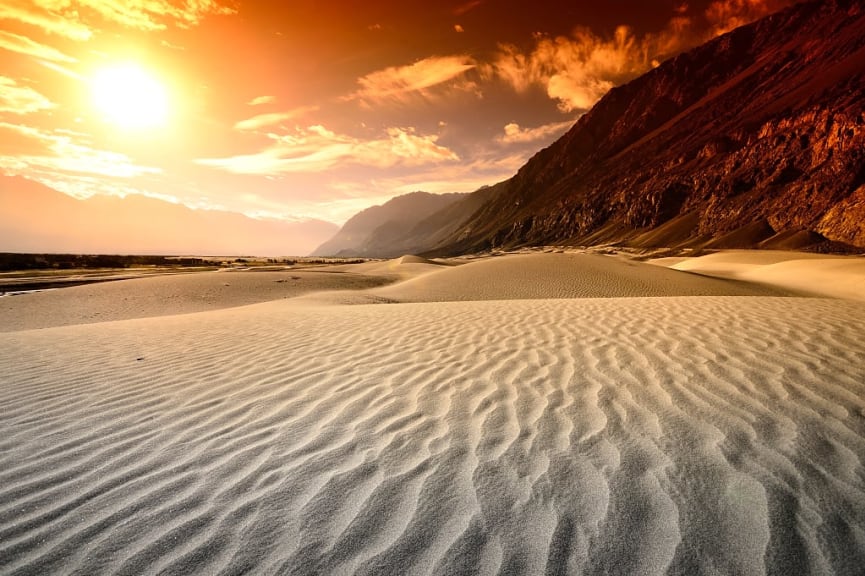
[
  {"x1": 0, "y1": 176, "x2": 338, "y2": 256},
  {"x1": 420, "y1": 0, "x2": 865, "y2": 254},
  {"x1": 310, "y1": 191, "x2": 466, "y2": 257}
]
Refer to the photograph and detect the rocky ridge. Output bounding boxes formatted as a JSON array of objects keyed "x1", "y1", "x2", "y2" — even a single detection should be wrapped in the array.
[{"x1": 426, "y1": 0, "x2": 865, "y2": 254}]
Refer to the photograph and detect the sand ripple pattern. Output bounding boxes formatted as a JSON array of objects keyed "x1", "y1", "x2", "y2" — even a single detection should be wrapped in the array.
[{"x1": 1, "y1": 297, "x2": 864, "y2": 575}]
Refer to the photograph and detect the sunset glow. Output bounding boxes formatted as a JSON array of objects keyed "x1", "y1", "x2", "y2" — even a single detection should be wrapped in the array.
[
  {"x1": 90, "y1": 64, "x2": 169, "y2": 130},
  {"x1": 1, "y1": 0, "x2": 798, "y2": 231}
]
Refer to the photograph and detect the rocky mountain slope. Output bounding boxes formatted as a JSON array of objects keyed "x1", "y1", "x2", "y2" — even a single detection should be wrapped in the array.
[
  {"x1": 310, "y1": 191, "x2": 466, "y2": 257},
  {"x1": 425, "y1": 0, "x2": 865, "y2": 254},
  {"x1": 0, "y1": 176, "x2": 337, "y2": 256}
]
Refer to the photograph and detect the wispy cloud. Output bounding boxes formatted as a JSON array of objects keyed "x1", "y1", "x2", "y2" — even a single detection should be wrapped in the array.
[
  {"x1": 248, "y1": 95, "x2": 276, "y2": 106},
  {"x1": 497, "y1": 120, "x2": 575, "y2": 145},
  {"x1": 0, "y1": 122, "x2": 160, "y2": 179},
  {"x1": 235, "y1": 112, "x2": 294, "y2": 132},
  {"x1": 0, "y1": 31, "x2": 77, "y2": 62},
  {"x1": 234, "y1": 106, "x2": 319, "y2": 131},
  {"x1": 37, "y1": 59, "x2": 83, "y2": 80},
  {"x1": 454, "y1": 0, "x2": 484, "y2": 16},
  {"x1": 0, "y1": 2, "x2": 92, "y2": 40},
  {"x1": 197, "y1": 125, "x2": 459, "y2": 175},
  {"x1": 0, "y1": 77, "x2": 55, "y2": 115},
  {"x1": 350, "y1": 55, "x2": 476, "y2": 102},
  {"x1": 0, "y1": 0, "x2": 234, "y2": 40},
  {"x1": 74, "y1": 0, "x2": 235, "y2": 30}
]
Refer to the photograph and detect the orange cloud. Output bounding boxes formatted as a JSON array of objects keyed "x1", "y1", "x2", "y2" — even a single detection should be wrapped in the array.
[
  {"x1": 497, "y1": 120, "x2": 575, "y2": 145},
  {"x1": 0, "y1": 2, "x2": 92, "y2": 40},
  {"x1": 234, "y1": 112, "x2": 294, "y2": 132},
  {"x1": 197, "y1": 126, "x2": 459, "y2": 175},
  {"x1": 491, "y1": 25, "x2": 664, "y2": 112},
  {"x1": 0, "y1": 122, "x2": 160, "y2": 180},
  {"x1": 0, "y1": 31, "x2": 77, "y2": 62},
  {"x1": 248, "y1": 95, "x2": 276, "y2": 106},
  {"x1": 75, "y1": 0, "x2": 235, "y2": 30},
  {"x1": 490, "y1": 0, "x2": 795, "y2": 113},
  {"x1": 351, "y1": 55, "x2": 476, "y2": 102},
  {"x1": 0, "y1": 77, "x2": 55, "y2": 115},
  {"x1": 705, "y1": 0, "x2": 796, "y2": 36},
  {"x1": 233, "y1": 106, "x2": 319, "y2": 132},
  {"x1": 382, "y1": 127, "x2": 459, "y2": 164},
  {"x1": 0, "y1": 0, "x2": 233, "y2": 40}
]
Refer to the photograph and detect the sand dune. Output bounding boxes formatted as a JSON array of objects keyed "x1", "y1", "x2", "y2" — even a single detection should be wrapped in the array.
[
  {"x1": 325, "y1": 254, "x2": 454, "y2": 280},
  {"x1": 655, "y1": 251, "x2": 865, "y2": 301},
  {"x1": 369, "y1": 252, "x2": 797, "y2": 302},
  {"x1": 732, "y1": 258, "x2": 865, "y2": 301},
  {"x1": 1, "y1": 252, "x2": 864, "y2": 575}
]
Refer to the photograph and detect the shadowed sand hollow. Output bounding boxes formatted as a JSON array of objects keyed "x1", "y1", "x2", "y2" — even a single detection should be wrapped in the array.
[{"x1": 1, "y1": 252, "x2": 864, "y2": 575}]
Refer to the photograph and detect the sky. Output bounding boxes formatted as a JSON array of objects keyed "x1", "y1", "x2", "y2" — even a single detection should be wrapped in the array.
[{"x1": 1, "y1": 0, "x2": 796, "y2": 227}]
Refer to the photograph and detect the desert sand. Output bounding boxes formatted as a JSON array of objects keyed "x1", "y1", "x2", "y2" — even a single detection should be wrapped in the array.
[
  {"x1": 653, "y1": 250, "x2": 865, "y2": 302},
  {"x1": 0, "y1": 268, "x2": 393, "y2": 332},
  {"x1": 1, "y1": 251, "x2": 864, "y2": 575}
]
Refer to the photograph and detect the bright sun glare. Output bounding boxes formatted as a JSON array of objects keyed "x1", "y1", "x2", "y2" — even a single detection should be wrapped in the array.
[{"x1": 90, "y1": 64, "x2": 169, "y2": 129}]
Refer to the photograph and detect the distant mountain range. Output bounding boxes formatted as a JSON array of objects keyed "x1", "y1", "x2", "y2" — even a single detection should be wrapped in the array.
[
  {"x1": 310, "y1": 191, "x2": 468, "y2": 257},
  {"x1": 0, "y1": 176, "x2": 337, "y2": 256},
  {"x1": 321, "y1": 0, "x2": 865, "y2": 256}
]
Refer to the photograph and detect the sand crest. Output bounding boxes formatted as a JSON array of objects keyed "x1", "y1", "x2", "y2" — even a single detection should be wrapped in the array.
[
  {"x1": 369, "y1": 252, "x2": 797, "y2": 302},
  {"x1": 1, "y1": 252, "x2": 864, "y2": 575},
  {"x1": 660, "y1": 251, "x2": 865, "y2": 301}
]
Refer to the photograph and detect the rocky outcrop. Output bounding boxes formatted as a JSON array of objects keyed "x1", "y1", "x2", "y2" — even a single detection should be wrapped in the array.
[{"x1": 429, "y1": 0, "x2": 865, "y2": 254}]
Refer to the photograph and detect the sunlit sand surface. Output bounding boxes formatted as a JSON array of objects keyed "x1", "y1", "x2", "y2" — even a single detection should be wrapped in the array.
[
  {"x1": 0, "y1": 269, "x2": 391, "y2": 332},
  {"x1": 656, "y1": 251, "x2": 865, "y2": 302},
  {"x1": 1, "y1": 252, "x2": 864, "y2": 575}
]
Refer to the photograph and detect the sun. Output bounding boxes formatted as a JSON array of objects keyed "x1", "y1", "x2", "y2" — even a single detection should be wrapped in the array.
[{"x1": 90, "y1": 63, "x2": 169, "y2": 130}]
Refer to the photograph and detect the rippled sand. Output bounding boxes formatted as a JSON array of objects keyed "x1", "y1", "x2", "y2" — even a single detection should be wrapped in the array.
[{"x1": 1, "y1": 253, "x2": 863, "y2": 575}]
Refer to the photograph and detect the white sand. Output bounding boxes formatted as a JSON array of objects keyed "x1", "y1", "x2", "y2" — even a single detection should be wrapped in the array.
[{"x1": 1, "y1": 252, "x2": 864, "y2": 575}]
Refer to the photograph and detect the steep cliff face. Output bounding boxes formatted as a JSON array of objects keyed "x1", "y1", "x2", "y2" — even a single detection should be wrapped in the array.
[{"x1": 432, "y1": 0, "x2": 865, "y2": 254}]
